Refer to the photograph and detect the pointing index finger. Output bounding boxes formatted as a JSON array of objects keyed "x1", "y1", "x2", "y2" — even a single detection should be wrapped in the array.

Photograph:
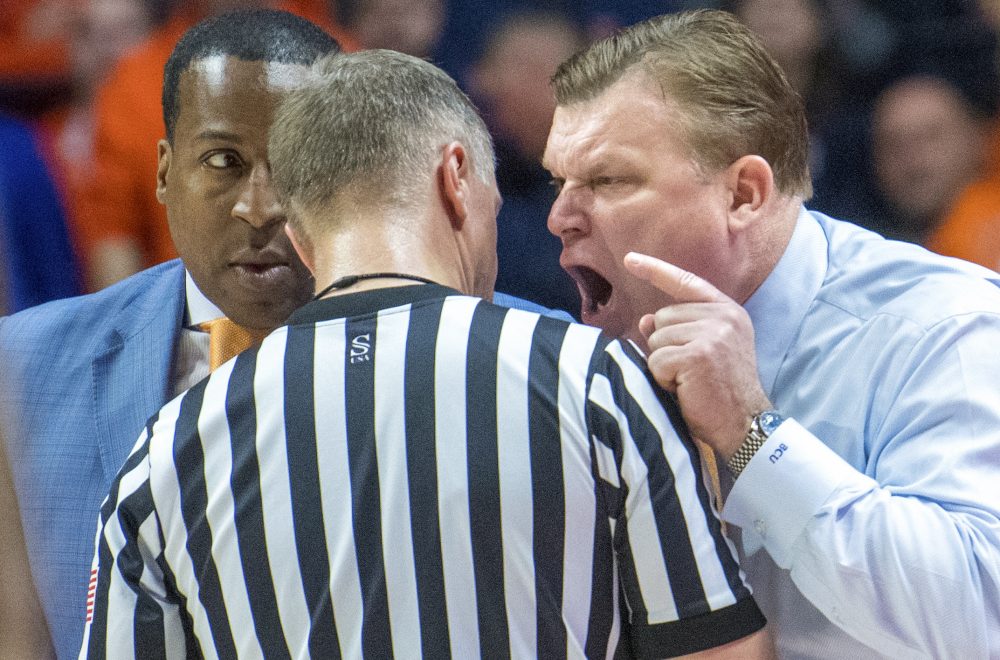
[{"x1": 624, "y1": 251, "x2": 728, "y2": 303}]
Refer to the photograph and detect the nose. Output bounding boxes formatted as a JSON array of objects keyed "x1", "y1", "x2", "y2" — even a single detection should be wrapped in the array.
[
  {"x1": 232, "y1": 164, "x2": 284, "y2": 229},
  {"x1": 547, "y1": 185, "x2": 590, "y2": 243}
]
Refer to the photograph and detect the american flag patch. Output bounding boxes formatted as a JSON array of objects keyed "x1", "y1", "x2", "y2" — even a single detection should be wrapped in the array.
[{"x1": 86, "y1": 568, "x2": 97, "y2": 623}]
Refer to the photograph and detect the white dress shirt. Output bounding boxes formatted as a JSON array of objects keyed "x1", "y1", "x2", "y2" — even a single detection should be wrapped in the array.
[{"x1": 169, "y1": 272, "x2": 220, "y2": 398}]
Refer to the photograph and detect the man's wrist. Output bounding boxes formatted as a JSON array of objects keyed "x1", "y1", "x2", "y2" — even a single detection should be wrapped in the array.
[{"x1": 727, "y1": 410, "x2": 787, "y2": 477}]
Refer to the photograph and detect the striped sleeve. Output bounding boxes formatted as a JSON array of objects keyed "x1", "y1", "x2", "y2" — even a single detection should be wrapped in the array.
[
  {"x1": 585, "y1": 339, "x2": 765, "y2": 658},
  {"x1": 80, "y1": 407, "x2": 190, "y2": 659}
]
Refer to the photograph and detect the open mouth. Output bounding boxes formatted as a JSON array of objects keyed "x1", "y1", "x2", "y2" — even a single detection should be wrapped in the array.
[{"x1": 567, "y1": 265, "x2": 612, "y2": 316}]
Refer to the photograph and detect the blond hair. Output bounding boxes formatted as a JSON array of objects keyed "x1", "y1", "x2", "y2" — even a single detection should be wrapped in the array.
[{"x1": 552, "y1": 10, "x2": 811, "y2": 197}]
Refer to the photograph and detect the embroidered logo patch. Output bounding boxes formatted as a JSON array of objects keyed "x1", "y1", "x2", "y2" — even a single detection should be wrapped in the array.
[{"x1": 350, "y1": 333, "x2": 372, "y2": 364}]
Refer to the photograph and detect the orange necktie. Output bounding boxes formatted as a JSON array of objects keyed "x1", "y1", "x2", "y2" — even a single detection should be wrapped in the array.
[
  {"x1": 697, "y1": 441, "x2": 725, "y2": 528},
  {"x1": 199, "y1": 318, "x2": 269, "y2": 371}
]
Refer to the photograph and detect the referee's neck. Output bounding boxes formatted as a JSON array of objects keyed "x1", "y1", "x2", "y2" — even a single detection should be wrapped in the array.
[{"x1": 291, "y1": 193, "x2": 486, "y2": 300}]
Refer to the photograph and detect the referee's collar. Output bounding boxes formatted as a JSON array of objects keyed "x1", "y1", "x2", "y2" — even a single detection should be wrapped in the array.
[{"x1": 287, "y1": 283, "x2": 463, "y2": 325}]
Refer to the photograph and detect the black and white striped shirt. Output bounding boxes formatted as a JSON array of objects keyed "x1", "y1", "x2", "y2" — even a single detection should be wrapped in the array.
[{"x1": 81, "y1": 284, "x2": 763, "y2": 659}]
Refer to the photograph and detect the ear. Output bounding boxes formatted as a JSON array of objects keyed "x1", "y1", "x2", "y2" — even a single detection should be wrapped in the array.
[
  {"x1": 155, "y1": 139, "x2": 171, "y2": 204},
  {"x1": 284, "y1": 221, "x2": 316, "y2": 276},
  {"x1": 440, "y1": 142, "x2": 471, "y2": 230},
  {"x1": 725, "y1": 155, "x2": 774, "y2": 233}
]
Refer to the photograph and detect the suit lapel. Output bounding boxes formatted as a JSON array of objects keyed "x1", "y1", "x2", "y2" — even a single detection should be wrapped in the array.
[{"x1": 92, "y1": 262, "x2": 186, "y2": 483}]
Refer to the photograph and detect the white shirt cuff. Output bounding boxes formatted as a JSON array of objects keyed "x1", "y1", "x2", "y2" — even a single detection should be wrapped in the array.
[{"x1": 721, "y1": 418, "x2": 859, "y2": 566}]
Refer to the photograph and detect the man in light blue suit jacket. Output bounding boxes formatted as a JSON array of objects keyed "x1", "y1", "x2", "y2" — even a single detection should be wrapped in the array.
[
  {"x1": 0, "y1": 260, "x2": 186, "y2": 659},
  {"x1": 0, "y1": 11, "x2": 568, "y2": 660}
]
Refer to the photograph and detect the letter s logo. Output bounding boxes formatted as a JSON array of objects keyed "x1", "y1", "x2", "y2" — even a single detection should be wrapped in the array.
[{"x1": 350, "y1": 334, "x2": 371, "y2": 363}]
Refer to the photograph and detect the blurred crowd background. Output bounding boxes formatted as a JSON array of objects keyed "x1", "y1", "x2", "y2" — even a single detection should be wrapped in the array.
[{"x1": 3, "y1": 0, "x2": 1000, "y2": 320}]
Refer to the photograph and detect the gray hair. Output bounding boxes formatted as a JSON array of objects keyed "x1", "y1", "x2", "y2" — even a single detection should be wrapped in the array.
[{"x1": 270, "y1": 49, "x2": 495, "y2": 225}]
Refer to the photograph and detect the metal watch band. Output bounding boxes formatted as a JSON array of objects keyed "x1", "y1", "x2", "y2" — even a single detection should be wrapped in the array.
[{"x1": 726, "y1": 415, "x2": 767, "y2": 477}]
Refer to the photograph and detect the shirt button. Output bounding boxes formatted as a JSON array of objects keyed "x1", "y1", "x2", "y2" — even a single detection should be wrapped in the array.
[{"x1": 754, "y1": 520, "x2": 767, "y2": 538}]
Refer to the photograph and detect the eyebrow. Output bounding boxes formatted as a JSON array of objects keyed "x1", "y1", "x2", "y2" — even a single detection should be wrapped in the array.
[{"x1": 193, "y1": 129, "x2": 242, "y2": 143}]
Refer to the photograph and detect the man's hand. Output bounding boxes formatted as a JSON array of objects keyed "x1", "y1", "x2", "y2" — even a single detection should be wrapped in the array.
[{"x1": 624, "y1": 252, "x2": 771, "y2": 460}]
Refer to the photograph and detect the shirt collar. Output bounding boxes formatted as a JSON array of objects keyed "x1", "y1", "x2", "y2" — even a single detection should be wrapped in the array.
[
  {"x1": 184, "y1": 270, "x2": 224, "y2": 327},
  {"x1": 743, "y1": 206, "x2": 827, "y2": 397},
  {"x1": 288, "y1": 283, "x2": 462, "y2": 326}
]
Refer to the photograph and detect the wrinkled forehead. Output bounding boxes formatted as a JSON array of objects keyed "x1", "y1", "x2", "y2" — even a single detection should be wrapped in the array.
[
  {"x1": 543, "y1": 102, "x2": 611, "y2": 169},
  {"x1": 543, "y1": 79, "x2": 678, "y2": 171}
]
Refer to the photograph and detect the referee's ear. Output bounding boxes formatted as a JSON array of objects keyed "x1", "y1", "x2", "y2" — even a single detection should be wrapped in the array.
[
  {"x1": 440, "y1": 141, "x2": 471, "y2": 231},
  {"x1": 284, "y1": 223, "x2": 316, "y2": 276}
]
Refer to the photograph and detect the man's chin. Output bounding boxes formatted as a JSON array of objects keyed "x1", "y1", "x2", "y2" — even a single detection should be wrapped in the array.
[
  {"x1": 225, "y1": 294, "x2": 309, "y2": 331},
  {"x1": 582, "y1": 306, "x2": 644, "y2": 350}
]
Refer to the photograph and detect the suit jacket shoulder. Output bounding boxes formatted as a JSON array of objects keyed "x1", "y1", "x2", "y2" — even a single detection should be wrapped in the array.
[{"x1": 0, "y1": 257, "x2": 186, "y2": 477}]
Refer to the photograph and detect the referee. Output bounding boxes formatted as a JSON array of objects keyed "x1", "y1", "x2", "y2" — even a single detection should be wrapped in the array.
[{"x1": 81, "y1": 50, "x2": 770, "y2": 659}]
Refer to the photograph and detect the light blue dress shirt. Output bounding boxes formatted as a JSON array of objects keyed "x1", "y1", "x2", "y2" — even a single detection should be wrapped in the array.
[{"x1": 724, "y1": 208, "x2": 1000, "y2": 658}]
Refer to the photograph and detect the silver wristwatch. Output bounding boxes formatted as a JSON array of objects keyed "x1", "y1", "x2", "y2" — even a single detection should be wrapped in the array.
[{"x1": 727, "y1": 410, "x2": 786, "y2": 477}]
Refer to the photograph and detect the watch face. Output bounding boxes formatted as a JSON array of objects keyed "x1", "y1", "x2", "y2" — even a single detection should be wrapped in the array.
[{"x1": 759, "y1": 410, "x2": 786, "y2": 435}]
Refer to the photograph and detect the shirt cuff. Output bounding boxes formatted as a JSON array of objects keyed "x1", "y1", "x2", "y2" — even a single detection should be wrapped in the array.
[{"x1": 721, "y1": 418, "x2": 859, "y2": 566}]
